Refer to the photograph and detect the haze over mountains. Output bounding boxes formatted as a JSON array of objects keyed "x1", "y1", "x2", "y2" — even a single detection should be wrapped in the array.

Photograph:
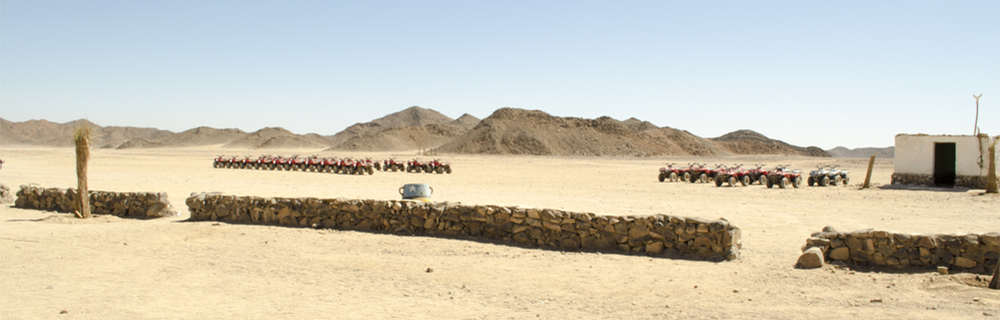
[{"x1": 0, "y1": 106, "x2": 892, "y2": 157}]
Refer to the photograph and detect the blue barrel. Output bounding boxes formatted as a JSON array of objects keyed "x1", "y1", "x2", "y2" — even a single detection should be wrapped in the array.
[{"x1": 399, "y1": 183, "x2": 433, "y2": 200}]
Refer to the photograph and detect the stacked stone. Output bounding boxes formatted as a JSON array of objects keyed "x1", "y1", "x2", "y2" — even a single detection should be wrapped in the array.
[
  {"x1": 186, "y1": 193, "x2": 742, "y2": 261},
  {"x1": 14, "y1": 185, "x2": 177, "y2": 219},
  {"x1": 890, "y1": 173, "x2": 994, "y2": 189},
  {"x1": 0, "y1": 183, "x2": 13, "y2": 204},
  {"x1": 802, "y1": 228, "x2": 999, "y2": 274}
]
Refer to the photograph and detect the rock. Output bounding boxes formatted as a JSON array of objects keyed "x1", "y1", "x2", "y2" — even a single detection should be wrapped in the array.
[
  {"x1": 937, "y1": 266, "x2": 948, "y2": 275},
  {"x1": 829, "y1": 247, "x2": 850, "y2": 261},
  {"x1": 822, "y1": 226, "x2": 837, "y2": 233},
  {"x1": 954, "y1": 256, "x2": 977, "y2": 269},
  {"x1": 645, "y1": 241, "x2": 664, "y2": 254},
  {"x1": 796, "y1": 247, "x2": 825, "y2": 269}
]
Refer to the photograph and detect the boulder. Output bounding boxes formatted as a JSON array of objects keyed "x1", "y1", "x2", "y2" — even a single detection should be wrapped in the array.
[{"x1": 797, "y1": 247, "x2": 825, "y2": 269}]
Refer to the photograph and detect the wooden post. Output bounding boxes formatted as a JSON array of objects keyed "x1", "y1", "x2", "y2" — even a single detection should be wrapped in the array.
[
  {"x1": 991, "y1": 262, "x2": 1000, "y2": 289},
  {"x1": 987, "y1": 138, "x2": 998, "y2": 194},
  {"x1": 74, "y1": 125, "x2": 92, "y2": 218},
  {"x1": 862, "y1": 154, "x2": 876, "y2": 189}
]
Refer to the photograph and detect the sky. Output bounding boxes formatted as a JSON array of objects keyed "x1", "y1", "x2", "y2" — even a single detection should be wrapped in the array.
[{"x1": 1, "y1": 1, "x2": 997, "y2": 149}]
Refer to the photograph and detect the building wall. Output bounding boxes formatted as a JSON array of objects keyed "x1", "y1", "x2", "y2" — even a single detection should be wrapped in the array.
[{"x1": 894, "y1": 134, "x2": 994, "y2": 176}]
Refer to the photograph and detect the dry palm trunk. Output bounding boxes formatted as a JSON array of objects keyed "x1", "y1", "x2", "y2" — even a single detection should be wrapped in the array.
[
  {"x1": 991, "y1": 265, "x2": 999, "y2": 289},
  {"x1": 987, "y1": 138, "x2": 998, "y2": 194},
  {"x1": 74, "y1": 126, "x2": 92, "y2": 218}
]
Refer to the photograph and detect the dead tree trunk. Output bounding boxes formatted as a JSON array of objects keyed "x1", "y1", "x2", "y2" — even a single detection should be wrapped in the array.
[
  {"x1": 74, "y1": 126, "x2": 92, "y2": 219},
  {"x1": 986, "y1": 138, "x2": 998, "y2": 194}
]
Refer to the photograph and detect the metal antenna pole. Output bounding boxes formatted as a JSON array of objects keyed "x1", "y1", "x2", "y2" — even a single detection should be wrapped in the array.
[{"x1": 974, "y1": 94, "x2": 982, "y2": 135}]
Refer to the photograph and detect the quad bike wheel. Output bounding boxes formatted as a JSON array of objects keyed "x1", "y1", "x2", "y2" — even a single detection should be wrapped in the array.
[
  {"x1": 741, "y1": 175, "x2": 751, "y2": 186},
  {"x1": 842, "y1": 176, "x2": 850, "y2": 186},
  {"x1": 374, "y1": 162, "x2": 381, "y2": 171},
  {"x1": 808, "y1": 176, "x2": 815, "y2": 186},
  {"x1": 445, "y1": 166, "x2": 452, "y2": 174},
  {"x1": 793, "y1": 176, "x2": 803, "y2": 188},
  {"x1": 715, "y1": 175, "x2": 724, "y2": 187},
  {"x1": 766, "y1": 176, "x2": 774, "y2": 188},
  {"x1": 779, "y1": 177, "x2": 789, "y2": 189},
  {"x1": 669, "y1": 172, "x2": 678, "y2": 182},
  {"x1": 699, "y1": 173, "x2": 708, "y2": 183},
  {"x1": 367, "y1": 167, "x2": 374, "y2": 175},
  {"x1": 659, "y1": 172, "x2": 667, "y2": 182},
  {"x1": 436, "y1": 167, "x2": 444, "y2": 174},
  {"x1": 683, "y1": 172, "x2": 692, "y2": 182},
  {"x1": 833, "y1": 175, "x2": 842, "y2": 186},
  {"x1": 820, "y1": 175, "x2": 829, "y2": 186},
  {"x1": 728, "y1": 176, "x2": 737, "y2": 187}
]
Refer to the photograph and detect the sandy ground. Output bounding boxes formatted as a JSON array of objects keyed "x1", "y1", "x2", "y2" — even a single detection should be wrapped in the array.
[{"x1": 1, "y1": 146, "x2": 998, "y2": 319}]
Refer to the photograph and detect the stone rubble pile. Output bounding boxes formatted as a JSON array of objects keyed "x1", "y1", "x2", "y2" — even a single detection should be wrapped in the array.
[
  {"x1": 14, "y1": 185, "x2": 178, "y2": 219},
  {"x1": 802, "y1": 227, "x2": 999, "y2": 274},
  {"x1": 186, "y1": 193, "x2": 742, "y2": 261}
]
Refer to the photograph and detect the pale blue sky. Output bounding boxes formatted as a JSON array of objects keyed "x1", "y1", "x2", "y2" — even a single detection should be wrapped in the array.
[{"x1": 2, "y1": 1, "x2": 997, "y2": 149}]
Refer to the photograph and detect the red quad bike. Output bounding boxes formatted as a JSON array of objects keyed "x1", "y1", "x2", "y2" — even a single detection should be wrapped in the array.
[
  {"x1": 382, "y1": 158, "x2": 405, "y2": 172},
  {"x1": 715, "y1": 165, "x2": 753, "y2": 187},
  {"x1": 269, "y1": 156, "x2": 289, "y2": 170},
  {"x1": 426, "y1": 159, "x2": 452, "y2": 174},
  {"x1": 353, "y1": 158, "x2": 375, "y2": 175},
  {"x1": 303, "y1": 155, "x2": 324, "y2": 172},
  {"x1": 407, "y1": 159, "x2": 427, "y2": 173},
  {"x1": 686, "y1": 163, "x2": 707, "y2": 183},
  {"x1": 658, "y1": 163, "x2": 686, "y2": 182},
  {"x1": 690, "y1": 163, "x2": 724, "y2": 184},
  {"x1": 764, "y1": 165, "x2": 803, "y2": 189},
  {"x1": 318, "y1": 157, "x2": 338, "y2": 173},
  {"x1": 213, "y1": 155, "x2": 228, "y2": 168},
  {"x1": 746, "y1": 164, "x2": 770, "y2": 185},
  {"x1": 253, "y1": 155, "x2": 271, "y2": 170},
  {"x1": 336, "y1": 158, "x2": 355, "y2": 174}
]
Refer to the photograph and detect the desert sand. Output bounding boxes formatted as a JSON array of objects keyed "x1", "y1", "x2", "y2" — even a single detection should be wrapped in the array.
[{"x1": 1, "y1": 146, "x2": 997, "y2": 319}]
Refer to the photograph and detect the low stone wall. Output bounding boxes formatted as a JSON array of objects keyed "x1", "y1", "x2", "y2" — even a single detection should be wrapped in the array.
[
  {"x1": 0, "y1": 183, "x2": 13, "y2": 204},
  {"x1": 14, "y1": 185, "x2": 178, "y2": 219},
  {"x1": 890, "y1": 172, "x2": 994, "y2": 189},
  {"x1": 186, "y1": 193, "x2": 742, "y2": 261},
  {"x1": 803, "y1": 228, "x2": 999, "y2": 274}
]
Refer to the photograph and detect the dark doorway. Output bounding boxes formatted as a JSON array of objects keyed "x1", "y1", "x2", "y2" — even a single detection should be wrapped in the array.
[{"x1": 934, "y1": 143, "x2": 956, "y2": 187}]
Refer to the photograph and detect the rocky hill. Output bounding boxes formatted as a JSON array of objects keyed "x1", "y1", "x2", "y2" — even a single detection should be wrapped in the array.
[
  {"x1": 710, "y1": 130, "x2": 830, "y2": 157},
  {"x1": 327, "y1": 124, "x2": 469, "y2": 152},
  {"x1": 325, "y1": 106, "x2": 456, "y2": 145},
  {"x1": 222, "y1": 127, "x2": 334, "y2": 149},
  {"x1": 0, "y1": 117, "x2": 174, "y2": 148},
  {"x1": 435, "y1": 108, "x2": 828, "y2": 157}
]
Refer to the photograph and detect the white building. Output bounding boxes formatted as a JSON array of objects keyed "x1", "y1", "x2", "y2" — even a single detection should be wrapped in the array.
[{"x1": 892, "y1": 134, "x2": 998, "y2": 188}]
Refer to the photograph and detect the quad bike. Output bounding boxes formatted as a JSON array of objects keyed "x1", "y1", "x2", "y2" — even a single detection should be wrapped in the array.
[
  {"x1": 764, "y1": 165, "x2": 803, "y2": 189},
  {"x1": 658, "y1": 163, "x2": 686, "y2": 182},
  {"x1": 426, "y1": 159, "x2": 452, "y2": 174},
  {"x1": 690, "y1": 164, "x2": 724, "y2": 184},
  {"x1": 808, "y1": 165, "x2": 850, "y2": 187},
  {"x1": 407, "y1": 159, "x2": 427, "y2": 173},
  {"x1": 354, "y1": 158, "x2": 375, "y2": 175},
  {"x1": 382, "y1": 158, "x2": 405, "y2": 172},
  {"x1": 745, "y1": 164, "x2": 770, "y2": 185},
  {"x1": 213, "y1": 156, "x2": 228, "y2": 168},
  {"x1": 714, "y1": 165, "x2": 753, "y2": 187}
]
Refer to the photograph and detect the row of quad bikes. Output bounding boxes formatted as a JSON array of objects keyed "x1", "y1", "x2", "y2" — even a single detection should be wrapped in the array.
[
  {"x1": 658, "y1": 164, "x2": 850, "y2": 189},
  {"x1": 213, "y1": 156, "x2": 451, "y2": 175}
]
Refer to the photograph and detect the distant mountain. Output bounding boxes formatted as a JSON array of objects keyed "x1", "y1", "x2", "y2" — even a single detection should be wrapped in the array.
[
  {"x1": 621, "y1": 117, "x2": 659, "y2": 133},
  {"x1": 326, "y1": 124, "x2": 469, "y2": 152},
  {"x1": 223, "y1": 127, "x2": 334, "y2": 149},
  {"x1": 710, "y1": 130, "x2": 830, "y2": 157},
  {"x1": 0, "y1": 117, "x2": 173, "y2": 148},
  {"x1": 826, "y1": 146, "x2": 894, "y2": 158},
  {"x1": 448, "y1": 113, "x2": 481, "y2": 131},
  {"x1": 325, "y1": 106, "x2": 456, "y2": 145}
]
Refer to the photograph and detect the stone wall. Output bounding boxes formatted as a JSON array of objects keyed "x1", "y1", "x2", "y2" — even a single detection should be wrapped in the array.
[
  {"x1": 0, "y1": 183, "x2": 13, "y2": 204},
  {"x1": 14, "y1": 185, "x2": 178, "y2": 219},
  {"x1": 803, "y1": 228, "x2": 999, "y2": 274},
  {"x1": 186, "y1": 193, "x2": 742, "y2": 261},
  {"x1": 890, "y1": 173, "x2": 994, "y2": 189}
]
